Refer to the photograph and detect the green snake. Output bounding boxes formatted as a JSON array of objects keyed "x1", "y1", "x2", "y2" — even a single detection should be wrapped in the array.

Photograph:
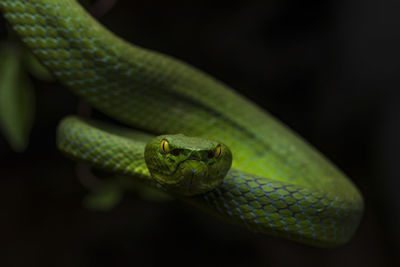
[{"x1": 0, "y1": 0, "x2": 364, "y2": 247}]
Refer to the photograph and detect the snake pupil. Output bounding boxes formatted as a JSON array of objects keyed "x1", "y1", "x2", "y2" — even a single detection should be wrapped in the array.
[{"x1": 215, "y1": 145, "x2": 222, "y2": 158}]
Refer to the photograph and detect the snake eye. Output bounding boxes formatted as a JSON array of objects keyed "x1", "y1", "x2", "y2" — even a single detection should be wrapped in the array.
[
  {"x1": 215, "y1": 145, "x2": 222, "y2": 158},
  {"x1": 160, "y1": 139, "x2": 170, "y2": 154}
]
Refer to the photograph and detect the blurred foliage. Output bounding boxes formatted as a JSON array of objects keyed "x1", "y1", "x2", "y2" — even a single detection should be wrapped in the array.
[
  {"x1": 24, "y1": 49, "x2": 54, "y2": 82},
  {"x1": 0, "y1": 39, "x2": 54, "y2": 152},
  {"x1": 0, "y1": 42, "x2": 36, "y2": 152},
  {"x1": 83, "y1": 175, "x2": 173, "y2": 211},
  {"x1": 84, "y1": 183, "x2": 125, "y2": 211}
]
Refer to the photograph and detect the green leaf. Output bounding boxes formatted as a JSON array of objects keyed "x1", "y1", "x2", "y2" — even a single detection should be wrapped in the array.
[
  {"x1": 24, "y1": 49, "x2": 54, "y2": 81},
  {"x1": 83, "y1": 184, "x2": 123, "y2": 211},
  {"x1": 0, "y1": 44, "x2": 35, "y2": 152},
  {"x1": 136, "y1": 183, "x2": 173, "y2": 203}
]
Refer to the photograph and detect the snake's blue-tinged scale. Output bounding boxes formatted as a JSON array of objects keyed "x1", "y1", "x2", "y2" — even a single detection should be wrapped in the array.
[{"x1": 0, "y1": 0, "x2": 363, "y2": 247}]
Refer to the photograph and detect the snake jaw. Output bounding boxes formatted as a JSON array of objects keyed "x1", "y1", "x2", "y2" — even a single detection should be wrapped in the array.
[{"x1": 160, "y1": 159, "x2": 210, "y2": 195}]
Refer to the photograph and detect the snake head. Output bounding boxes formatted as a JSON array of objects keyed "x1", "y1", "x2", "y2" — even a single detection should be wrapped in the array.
[{"x1": 144, "y1": 134, "x2": 232, "y2": 196}]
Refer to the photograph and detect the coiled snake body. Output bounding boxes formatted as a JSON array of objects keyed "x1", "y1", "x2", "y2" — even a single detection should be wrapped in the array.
[{"x1": 0, "y1": 0, "x2": 363, "y2": 247}]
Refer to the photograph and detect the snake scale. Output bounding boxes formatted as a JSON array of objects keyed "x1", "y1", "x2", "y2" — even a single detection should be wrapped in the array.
[{"x1": 0, "y1": 0, "x2": 363, "y2": 247}]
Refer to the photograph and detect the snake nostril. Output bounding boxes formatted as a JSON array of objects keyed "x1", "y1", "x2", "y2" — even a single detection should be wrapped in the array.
[{"x1": 171, "y1": 149, "x2": 181, "y2": 156}]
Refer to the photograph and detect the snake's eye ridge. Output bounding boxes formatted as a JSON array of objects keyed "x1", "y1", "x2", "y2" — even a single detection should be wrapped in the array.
[
  {"x1": 160, "y1": 139, "x2": 170, "y2": 153},
  {"x1": 215, "y1": 145, "x2": 222, "y2": 158}
]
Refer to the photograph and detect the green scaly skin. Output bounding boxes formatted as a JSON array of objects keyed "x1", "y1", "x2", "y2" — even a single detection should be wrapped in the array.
[{"x1": 0, "y1": 0, "x2": 364, "y2": 247}]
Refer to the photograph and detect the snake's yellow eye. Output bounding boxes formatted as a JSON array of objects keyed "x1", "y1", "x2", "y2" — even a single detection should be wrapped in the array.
[
  {"x1": 215, "y1": 145, "x2": 222, "y2": 158},
  {"x1": 160, "y1": 139, "x2": 170, "y2": 153}
]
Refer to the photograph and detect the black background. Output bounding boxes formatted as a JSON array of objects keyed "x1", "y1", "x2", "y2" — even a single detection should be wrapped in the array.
[{"x1": 0, "y1": 0, "x2": 399, "y2": 266}]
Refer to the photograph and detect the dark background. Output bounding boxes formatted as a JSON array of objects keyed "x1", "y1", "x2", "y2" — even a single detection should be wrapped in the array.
[{"x1": 0, "y1": 0, "x2": 399, "y2": 266}]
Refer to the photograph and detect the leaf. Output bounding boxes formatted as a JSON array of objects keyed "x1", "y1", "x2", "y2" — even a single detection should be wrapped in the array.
[
  {"x1": 0, "y1": 44, "x2": 35, "y2": 152},
  {"x1": 24, "y1": 49, "x2": 54, "y2": 81},
  {"x1": 136, "y1": 183, "x2": 173, "y2": 203},
  {"x1": 83, "y1": 184, "x2": 123, "y2": 211}
]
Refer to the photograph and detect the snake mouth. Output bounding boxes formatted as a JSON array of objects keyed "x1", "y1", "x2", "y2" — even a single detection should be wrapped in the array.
[{"x1": 171, "y1": 159, "x2": 209, "y2": 189}]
